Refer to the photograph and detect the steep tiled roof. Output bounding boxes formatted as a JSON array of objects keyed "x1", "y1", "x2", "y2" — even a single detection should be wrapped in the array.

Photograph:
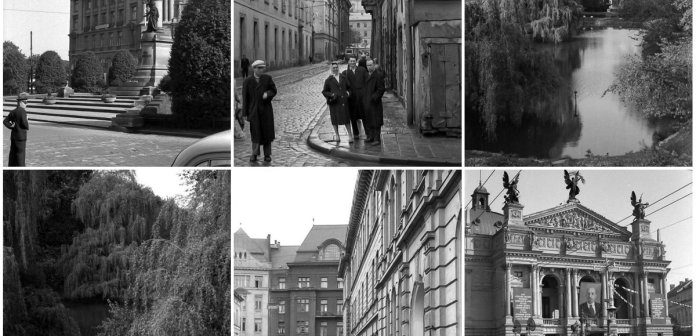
[
  {"x1": 297, "y1": 225, "x2": 348, "y2": 252},
  {"x1": 271, "y1": 245, "x2": 300, "y2": 268}
]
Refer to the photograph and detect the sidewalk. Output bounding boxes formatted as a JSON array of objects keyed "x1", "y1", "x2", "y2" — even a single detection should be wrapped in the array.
[{"x1": 307, "y1": 92, "x2": 461, "y2": 166}]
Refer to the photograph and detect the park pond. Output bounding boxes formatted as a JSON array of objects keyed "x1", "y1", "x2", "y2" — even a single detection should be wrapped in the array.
[{"x1": 466, "y1": 28, "x2": 674, "y2": 159}]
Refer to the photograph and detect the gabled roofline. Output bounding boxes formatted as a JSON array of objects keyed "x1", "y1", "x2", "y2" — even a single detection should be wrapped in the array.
[{"x1": 523, "y1": 202, "x2": 631, "y2": 237}]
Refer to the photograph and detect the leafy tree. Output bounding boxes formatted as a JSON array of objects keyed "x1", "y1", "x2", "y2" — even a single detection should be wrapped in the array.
[
  {"x1": 71, "y1": 51, "x2": 104, "y2": 93},
  {"x1": 3, "y1": 41, "x2": 28, "y2": 95},
  {"x1": 107, "y1": 50, "x2": 137, "y2": 86},
  {"x1": 350, "y1": 28, "x2": 362, "y2": 44},
  {"x1": 167, "y1": 0, "x2": 231, "y2": 124},
  {"x1": 35, "y1": 51, "x2": 67, "y2": 94}
]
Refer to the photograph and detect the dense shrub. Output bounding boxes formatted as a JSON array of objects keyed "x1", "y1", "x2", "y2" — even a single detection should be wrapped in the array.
[
  {"x1": 167, "y1": 0, "x2": 231, "y2": 125},
  {"x1": 71, "y1": 52, "x2": 104, "y2": 93},
  {"x1": 107, "y1": 50, "x2": 137, "y2": 86},
  {"x1": 35, "y1": 51, "x2": 67, "y2": 94},
  {"x1": 3, "y1": 41, "x2": 28, "y2": 95}
]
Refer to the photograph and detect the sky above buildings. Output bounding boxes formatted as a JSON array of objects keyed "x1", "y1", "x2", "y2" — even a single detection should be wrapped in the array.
[
  {"x1": 231, "y1": 168, "x2": 358, "y2": 247},
  {"x1": 465, "y1": 170, "x2": 693, "y2": 288},
  {"x1": 4, "y1": 0, "x2": 71, "y2": 59},
  {"x1": 135, "y1": 168, "x2": 188, "y2": 200}
]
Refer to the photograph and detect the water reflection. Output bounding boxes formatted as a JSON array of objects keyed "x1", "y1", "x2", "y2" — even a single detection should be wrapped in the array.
[{"x1": 467, "y1": 28, "x2": 659, "y2": 159}]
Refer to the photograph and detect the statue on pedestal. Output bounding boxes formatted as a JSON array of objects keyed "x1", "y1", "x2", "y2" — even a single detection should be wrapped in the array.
[
  {"x1": 564, "y1": 170, "x2": 585, "y2": 202},
  {"x1": 631, "y1": 191, "x2": 649, "y2": 220},
  {"x1": 503, "y1": 171, "x2": 520, "y2": 204},
  {"x1": 145, "y1": 0, "x2": 160, "y2": 32}
]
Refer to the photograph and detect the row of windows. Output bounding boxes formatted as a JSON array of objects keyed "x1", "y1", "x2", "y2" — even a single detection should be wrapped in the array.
[
  {"x1": 277, "y1": 276, "x2": 344, "y2": 289},
  {"x1": 81, "y1": 32, "x2": 124, "y2": 50},
  {"x1": 235, "y1": 274, "x2": 265, "y2": 288},
  {"x1": 349, "y1": 22, "x2": 369, "y2": 28},
  {"x1": 275, "y1": 298, "x2": 343, "y2": 314},
  {"x1": 240, "y1": 317, "x2": 263, "y2": 332},
  {"x1": 276, "y1": 321, "x2": 343, "y2": 336}
]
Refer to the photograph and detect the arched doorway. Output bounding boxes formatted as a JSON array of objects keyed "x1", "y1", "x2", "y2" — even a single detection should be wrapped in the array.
[
  {"x1": 541, "y1": 275, "x2": 561, "y2": 318},
  {"x1": 613, "y1": 278, "x2": 632, "y2": 319},
  {"x1": 410, "y1": 281, "x2": 424, "y2": 336}
]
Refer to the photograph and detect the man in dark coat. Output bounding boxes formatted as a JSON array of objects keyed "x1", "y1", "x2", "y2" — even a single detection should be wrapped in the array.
[
  {"x1": 363, "y1": 59, "x2": 385, "y2": 145},
  {"x1": 242, "y1": 60, "x2": 277, "y2": 162},
  {"x1": 358, "y1": 55, "x2": 367, "y2": 70},
  {"x1": 3, "y1": 93, "x2": 29, "y2": 166},
  {"x1": 342, "y1": 57, "x2": 368, "y2": 139},
  {"x1": 240, "y1": 55, "x2": 250, "y2": 78}
]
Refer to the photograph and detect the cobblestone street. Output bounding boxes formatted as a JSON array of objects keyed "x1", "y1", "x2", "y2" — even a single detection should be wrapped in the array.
[
  {"x1": 3, "y1": 123, "x2": 199, "y2": 166},
  {"x1": 234, "y1": 63, "x2": 383, "y2": 166}
]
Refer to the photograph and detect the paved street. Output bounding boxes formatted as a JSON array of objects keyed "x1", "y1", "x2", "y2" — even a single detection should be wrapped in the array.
[
  {"x1": 3, "y1": 122, "x2": 199, "y2": 166},
  {"x1": 234, "y1": 63, "x2": 383, "y2": 166}
]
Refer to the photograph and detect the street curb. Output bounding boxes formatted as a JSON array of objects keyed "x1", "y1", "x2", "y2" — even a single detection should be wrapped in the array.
[{"x1": 306, "y1": 106, "x2": 461, "y2": 167}]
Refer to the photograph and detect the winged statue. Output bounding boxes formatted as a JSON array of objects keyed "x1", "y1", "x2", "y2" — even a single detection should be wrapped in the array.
[
  {"x1": 564, "y1": 170, "x2": 585, "y2": 202},
  {"x1": 503, "y1": 171, "x2": 520, "y2": 204},
  {"x1": 631, "y1": 191, "x2": 649, "y2": 220}
]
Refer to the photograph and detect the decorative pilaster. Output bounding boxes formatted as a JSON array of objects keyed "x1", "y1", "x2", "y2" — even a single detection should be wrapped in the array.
[
  {"x1": 661, "y1": 273, "x2": 669, "y2": 318},
  {"x1": 505, "y1": 263, "x2": 512, "y2": 317},
  {"x1": 532, "y1": 265, "x2": 540, "y2": 317},
  {"x1": 642, "y1": 272, "x2": 649, "y2": 318},
  {"x1": 633, "y1": 272, "x2": 642, "y2": 318}
]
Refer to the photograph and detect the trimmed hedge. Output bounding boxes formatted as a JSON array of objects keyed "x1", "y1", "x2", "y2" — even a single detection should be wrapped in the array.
[{"x1": 35, "y1": 51, "x2": 67, "y2": 94}]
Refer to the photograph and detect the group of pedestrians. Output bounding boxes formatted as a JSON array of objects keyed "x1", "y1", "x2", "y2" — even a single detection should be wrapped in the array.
[
  {"x1": 322, "y1": 56, "x2": 385, "y2": 145},
  {"x1": 240, "y1": 55, "x2": 385, "y2": 163}
]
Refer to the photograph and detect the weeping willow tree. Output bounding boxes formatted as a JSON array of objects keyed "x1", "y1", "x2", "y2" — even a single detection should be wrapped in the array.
[
  {"x1": 98, "y1": 171, "x2": 231, "y2": 336},
  {"x1": 466, "y1": 0, "x2": 581, "y2": 144},
  {"x1": 60, "y1": 171, "x2": 163, "y2": 300}
]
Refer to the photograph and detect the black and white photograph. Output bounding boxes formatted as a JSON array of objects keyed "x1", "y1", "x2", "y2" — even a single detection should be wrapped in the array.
[
  {"x1": 3, "y1": 170, "x2": 231, "y2": 336},
  {"x1": 465, "y1": 0, "x2": 692, "y2": 166},
  {"x1": 3, "y1": 0, "x2": 231, "y2": 167},
  {"x1": 233, "y1": 0, "x2": 462, "y2": 166},
  {"x1": 465, "y1": 170, "x2": 693, "y2": 335},
  {"x1": 233, "y1": 169, "x2": 462, "y2": 336}
]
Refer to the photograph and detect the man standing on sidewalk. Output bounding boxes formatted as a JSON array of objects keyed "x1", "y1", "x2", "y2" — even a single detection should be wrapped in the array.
[
  {"x1": 3, "y1": 93, "x2": 30, "y2": 166},
  {"x1": 242, "y1": 60, "x2": 277, "y2": 162},
  {"x1": 240, "y1": 55, "x2": 250, "y2": 78},
  {"x1": 363, "y1": 60, "x2": 385, "y2": 145},
  {"x1": 342, "y1": 57, "x2": 367, "y2": 139}
]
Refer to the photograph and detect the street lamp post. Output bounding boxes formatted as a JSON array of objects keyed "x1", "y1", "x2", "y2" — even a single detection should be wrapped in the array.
[{"x1": 606, "y1": 301, "x2": 617, "y2": 336}]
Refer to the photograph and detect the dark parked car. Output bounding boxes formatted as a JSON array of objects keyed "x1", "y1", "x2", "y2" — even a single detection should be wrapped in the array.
[{"x1": 171, "y1": 130, "x2": 231, "y2": 166}]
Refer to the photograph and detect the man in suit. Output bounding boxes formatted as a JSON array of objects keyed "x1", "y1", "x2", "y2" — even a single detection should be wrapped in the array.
[
  {"x1": 242, "y1": 60, "x2": 277, "y2": 162},
  {"x1": 342, "y1": 57, "x2": 367, "y2": 139},
  {"x1": 240, "y1": 55, "x2": 250, "y2": 78},
  {"x1": 3, "y1": 92, "x2": 29, "y2": 166},
  {"x1": 579, "y1": 286, "x2": 603, "y2": 319},
  {"x1": 363, "y1": 59, "x2": 385, "y2": 145}
]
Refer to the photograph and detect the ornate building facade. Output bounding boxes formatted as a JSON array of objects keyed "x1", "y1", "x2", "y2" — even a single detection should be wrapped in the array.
[
  {"x1": 68, "y1": 0, "x2": 186, "y2": 75},
  {"x1": 667, "y1": 278, "x2": 691, "y2": 336},
  {"x1": 465, "y1": 181, "x2": 674, "y2": 335},
  {"x1": 234, "y1": 229, "x2": 273, "y2": 336},
  {"x1": 339, "y1": 170, "x2": 461, "y2": 336},
  {"x1": 268, "y1": 225, "x2": 347, "y2": 336},
  {"x1": 359, "y1": 0, "x2": 461, "y2": 134}
]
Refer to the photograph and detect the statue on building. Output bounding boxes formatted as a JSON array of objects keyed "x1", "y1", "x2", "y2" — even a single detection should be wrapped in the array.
[
  {"x1": 145, "y1": 0, "x2": 160, "y2": 32},
  {"x1": 631, "y1": 191, "x2": 649, "y2": 220},
  {"x1": 564, "y1": 170, "x2": 585, "y2": 202},
  {"x1": 502, "y1": 171, "x2": 520, "y2": 204}
]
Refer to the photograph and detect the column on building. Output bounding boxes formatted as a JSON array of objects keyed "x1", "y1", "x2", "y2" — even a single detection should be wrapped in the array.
[
  {"x1": 505, "y1": 263, "x2": 511, "y2": 317},
  {"x1": 558, "y1": 273, "x2": 565, "y2": 318},
  {"x1": 642, "y1": 272, "x2": 649, "y2": 318},
  {"x1": 601, "y1": 272, "x2": 608, "y2": 319},
  {"x1": 571, "y1": 269, "x2": 578, "y2": 317},
  {"x1": 633, "y1": 272, "x2": 642, "y2": 318},
  {"x1": 661, "y1": 273, "x2": 669, "y2": 317},
  {"x1": 565, "y1": 269, "x2": 572, "y2": 318},
  {"x1": 532, "y1": 265, "x2": 540, "y2": 317}
]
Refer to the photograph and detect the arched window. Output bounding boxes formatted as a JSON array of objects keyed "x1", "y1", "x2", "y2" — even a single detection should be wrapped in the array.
[{"x1": 321, "y1": 244, "x2": 341, "y2": 260}]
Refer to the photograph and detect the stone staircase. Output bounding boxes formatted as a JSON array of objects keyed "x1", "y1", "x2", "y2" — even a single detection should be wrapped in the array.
[{"x1": 2, "y1": 93, "x2": 139, "y2": 129}]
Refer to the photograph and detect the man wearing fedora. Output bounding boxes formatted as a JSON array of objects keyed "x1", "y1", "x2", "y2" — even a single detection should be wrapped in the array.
[
  {"x1": 3, "y1": 92, "x2": 30, "y2": 166},
  {"x1": 242, "y1": 60, "x2": 277, "y2": 162}
]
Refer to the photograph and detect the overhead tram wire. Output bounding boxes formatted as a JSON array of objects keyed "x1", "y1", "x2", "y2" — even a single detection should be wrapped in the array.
[
  {"x1": 650, "y1": 216, "x2": 691, "y2": 233},
  {"x1": 464, "y1": 170, "x2": 495, "y2": 209},
  {"x1": 622, "y1": 192, "x2": 692, "y2": 228},
  {"x1": 616, "y1": 182, "x2": 692, "y2": 225}
]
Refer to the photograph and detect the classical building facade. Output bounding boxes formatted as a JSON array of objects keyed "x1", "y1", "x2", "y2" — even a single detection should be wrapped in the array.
[
  {"x1": 465, "y1": 183, "x2": 674, "y2": 335},
  {"x1": 339, "y1": 170, "x2": 462, "y2": 336},
  {"x1": 268, "y1": 225, "x2": 347, "y2": 336},
  {"x1": 348, "y1": 13, "x2": 371, "y2": 48},
  {"x1": 359, "y1": 0, "x2": 461, "y2": 135},
  {"x1": 234, "y1": 0, "x2": 350, "y2": 75},
  {"x1": 668, "y1": 279, "x2": 691, "y2": 336},
  {"x1": 68, "y1": 0, "x2": 185, "y2": 75},
  {"x1": 234, "y1": 229, "x2": 273, "y2": 336}
]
